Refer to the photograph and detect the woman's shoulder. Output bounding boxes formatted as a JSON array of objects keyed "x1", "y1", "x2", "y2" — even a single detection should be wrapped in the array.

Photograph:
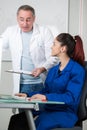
[{"x1": 70, "y1": 59, "x2": 85, "y2": 75}]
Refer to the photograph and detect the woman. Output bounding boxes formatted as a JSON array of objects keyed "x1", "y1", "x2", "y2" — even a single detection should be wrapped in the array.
[{"x1": 8, "y1": 33, "x2": 85, "y2": 130}]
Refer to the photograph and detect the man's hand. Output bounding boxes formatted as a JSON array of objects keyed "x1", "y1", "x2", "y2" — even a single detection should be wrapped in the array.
[{"x1": 32, "y1": 67, "x2": 46, "y2": 77}]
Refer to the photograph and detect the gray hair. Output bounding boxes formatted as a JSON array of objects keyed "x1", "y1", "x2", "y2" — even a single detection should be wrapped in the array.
[{"x1": 17, "y1": 5, "x2": 35, "y2": 16}]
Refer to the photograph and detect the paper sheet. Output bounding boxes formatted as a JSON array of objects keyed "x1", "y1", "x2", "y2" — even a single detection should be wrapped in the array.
[{"x1": 5, "y1": 69, "x2": 32, "y2": 75}]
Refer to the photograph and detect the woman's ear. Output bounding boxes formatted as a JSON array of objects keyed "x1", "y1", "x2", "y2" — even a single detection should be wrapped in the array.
[{"x1": 60, "y1": 46, "x2": 66, "y2": 53}]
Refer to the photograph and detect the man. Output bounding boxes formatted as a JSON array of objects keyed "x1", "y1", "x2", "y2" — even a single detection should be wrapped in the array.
[{"x1": 1, "y1": 5, "x2": 58, "y2": 94}]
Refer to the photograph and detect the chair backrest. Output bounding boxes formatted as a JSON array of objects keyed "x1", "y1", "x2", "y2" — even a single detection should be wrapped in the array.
[
  {"x1": 77, "y1": 61, "x2": 87, "y2": 121},
  {"x1": 52, "y1": 61, "x2": 87, "y2": 130}
]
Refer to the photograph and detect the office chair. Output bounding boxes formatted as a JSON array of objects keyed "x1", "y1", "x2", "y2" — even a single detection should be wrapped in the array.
[{"x1": 52, "y1": 61, "x2": 87, "y2": 130}]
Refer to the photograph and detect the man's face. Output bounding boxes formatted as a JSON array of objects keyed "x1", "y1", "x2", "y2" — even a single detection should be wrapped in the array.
[{"x1": 17, "y1": 10, "x2": 35, "y2": 32}]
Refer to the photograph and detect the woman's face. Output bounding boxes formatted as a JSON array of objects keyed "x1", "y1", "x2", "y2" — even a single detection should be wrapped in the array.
[{"x1": 51, "y1": 38, "x2": 62, "y2": 57}]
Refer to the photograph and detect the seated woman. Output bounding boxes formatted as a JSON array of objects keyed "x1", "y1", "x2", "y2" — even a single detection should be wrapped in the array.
[{"x1": 8, "y1": 33, "x2": 86, "y2": 130}]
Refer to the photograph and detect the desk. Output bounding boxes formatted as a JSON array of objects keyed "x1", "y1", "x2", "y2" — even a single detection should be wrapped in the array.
[
  {"x1": 0, "y1": 98, "x2": 39, "y2": 130},
  {"x1": 0, "y1": 95, "x2": 65, "y2": 130}
]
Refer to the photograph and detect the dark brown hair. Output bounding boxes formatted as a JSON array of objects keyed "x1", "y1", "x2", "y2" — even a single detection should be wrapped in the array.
[{"x1": 56, "y1": 33, "x2": 85, "y2": 66}]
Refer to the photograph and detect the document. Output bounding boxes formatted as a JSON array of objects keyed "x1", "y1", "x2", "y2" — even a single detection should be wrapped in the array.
[
  {"x1": 0, "y1": 94, "x2": 28, "y2": 103},
  {"x1": 0, "y1": 94, "x2": 26, "y2": 100},
  {"x1": 5, "y1": 69, "x2": 32, "y2": 75}
]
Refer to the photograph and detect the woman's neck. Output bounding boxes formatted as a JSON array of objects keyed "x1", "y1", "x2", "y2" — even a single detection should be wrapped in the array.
[{"x1": 59, "y1": 56, "x2": 70, "y2": 71}]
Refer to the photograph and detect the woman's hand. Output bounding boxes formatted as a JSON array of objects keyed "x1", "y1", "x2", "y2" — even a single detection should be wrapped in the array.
[{"x1": 30, "y1": 94, "x2": 47, "y2": 101}]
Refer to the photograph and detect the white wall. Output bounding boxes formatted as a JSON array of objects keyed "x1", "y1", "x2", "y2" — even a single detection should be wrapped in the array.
[
  {"x1": 0, "y1": 0, "x2": 68, "y2": 34},
  {"x1": 69, "y1": 0, "x2": 87, "y2": 60},
  {"x1": 0, "y1": 61, "x2": 13, "y2": 130},
  {"x1": 82, "y1": 0, "x2": 87, "y2": 60}
]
